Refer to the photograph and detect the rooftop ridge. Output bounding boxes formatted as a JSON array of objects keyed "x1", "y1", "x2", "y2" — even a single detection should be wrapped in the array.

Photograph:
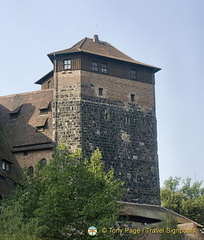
[
  {"x1": 47, "y1": 36, "x2": 161, "y2": 71},
  {"x1": 0, "y1": 89, "x2": 53, "y2": 98},
  {"x1": 78, "y1": 37, "x2": 87, "y2": 50}
]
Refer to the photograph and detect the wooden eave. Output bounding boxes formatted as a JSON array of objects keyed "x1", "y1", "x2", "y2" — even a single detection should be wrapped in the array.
[
  {"x1": 35, "y1": 70, "x2": 53, "y2": 85},
  {"x1": 47, "y1": 37, "x2": 161, "y2": 73}
]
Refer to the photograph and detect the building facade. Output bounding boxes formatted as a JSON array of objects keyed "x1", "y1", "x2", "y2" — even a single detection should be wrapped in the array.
[{"x1": 0, "y1": 35, "x2": 161, "y2": 204}]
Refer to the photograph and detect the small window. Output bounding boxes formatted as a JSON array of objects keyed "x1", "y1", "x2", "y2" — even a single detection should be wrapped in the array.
[
  {"x1": 1, "y1": 159, "x2": 10, "y2": 172},
  {"x1": 92, "y1": 61, "x2": 98, "y2": 71},
  {"x1": 131, "y1": 94, "x2": 135, "y2": 102},
  {"x1": 63, "y1": 59, "x2": 71, "y2": 70},
  {"x1": 36, "y1": 126, "x2": 45, "y2": 133},
  {"x1": 105, "y1": 110, "x2": 110, "y2": 120},
  {"x1": 39, "y1": 158, "x2": 47, "y2": 169},
  {"x1": 39, "y1": 102, "x2": 51, "y2": 115},
  {"x1": 131, "y1": 69, "x2": 137, "y2": 80},
  {"x1": 28, "y1": 166, "x2": 34, "y2": 175},
  {"x1": 9, "y1": 105, "x2": 23, "y2": 120},
  {"x1": 2, "y1": 161, "x2": 6, "y2": 170},
  {"x1": 23, "y1": 151, "x2": 28, "y2": 156},
  {"x1": 126, "y1": 116, "x2": 130, "y2": 124},
  {"x1": 47, "y1": 80, "x2": 51, "y2": 89},
  {"x1": 10, "y1": 113, "x2": 19, "y2": 120},
  {"x1": 5, "y1": 162, "x2": 10, "y2": 171},
  {"x1": 40, "y1": 109, "x2": 48, "y2": 115},
  {"x1": 35, "y1": 117, "x2": 48, "y2": 133},
  {"x1": 101, "y1": 63, "x2": 107, "y2": 73},
  {"x1": 99, "y1": 88, "x2": 103, "y2": 96}
]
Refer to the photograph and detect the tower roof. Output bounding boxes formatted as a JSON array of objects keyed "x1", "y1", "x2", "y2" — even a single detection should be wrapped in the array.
[{"x1": 48, "y1": 35, "x2": 160, "y2": 72}]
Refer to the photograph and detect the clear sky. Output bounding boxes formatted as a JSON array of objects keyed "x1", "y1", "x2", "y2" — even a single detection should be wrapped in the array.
[{"x1": 0, "y1": 0, "x2": 203, "y2": 187}]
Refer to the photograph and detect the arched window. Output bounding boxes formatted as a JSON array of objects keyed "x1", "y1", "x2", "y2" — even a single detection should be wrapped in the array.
[
  {"x1": 39, "y1": 158, "x2": 47, "y2": 168},
  {"x1": 28, "y1": 166, "x2": 34, "y2": 175}
]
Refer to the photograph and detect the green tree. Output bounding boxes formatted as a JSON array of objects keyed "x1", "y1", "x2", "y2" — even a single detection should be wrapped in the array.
[
  {"x1": 161, "y1": 176, "x2": 204, "y2": 225},
  {"x1": 158, "y1": 213, "x2": 184, "y2": 240},
  {"x1": 0, "y1": 146, "x2": 124, "y2": 240}
]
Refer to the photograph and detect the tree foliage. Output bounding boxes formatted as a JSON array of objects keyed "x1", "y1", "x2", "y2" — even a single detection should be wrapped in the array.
[
  {"x1": 158, "y1": 213, "x2": 183, "y2": 240},
  {"x1": 160, "y1": 176, "x2": 204, "y2": 225},
  {"x1": 0, "y1": 146, "x2": 124, "y2": 239}
]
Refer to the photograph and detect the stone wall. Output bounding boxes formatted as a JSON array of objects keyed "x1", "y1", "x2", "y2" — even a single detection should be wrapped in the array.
[
  {"x1": 53, "y1": 68, "x2": 160, "y2": 204},
  {"x1": 52, "y1": 71, "x2": 82, "y2": 152},
  {"x1": 81, "y1": 96, "x2": 160, "y2": 205}
]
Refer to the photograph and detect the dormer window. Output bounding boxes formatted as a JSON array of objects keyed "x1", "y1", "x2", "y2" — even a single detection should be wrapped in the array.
[
  {"x1": 35, "y1": 117, "x2": 48, "y2": 132},
  {"x1": 39, "y1": 101, "x2": 51, "y2": 114},
  {"x1": 63, "y1": 59, "x2": 71, "y2": 70},
  {"x1": 131, "y1": 69, "x2": 137, "y2": 80},
  {"x1": 10, "y1": 105, "x2": 23, "y2": 120},
  {"x1": 92, "y1": 61, "x2": 98, "y2": 71},
  {"x1": 0, "y1": 158, "x2": 10, "y2": 172}
]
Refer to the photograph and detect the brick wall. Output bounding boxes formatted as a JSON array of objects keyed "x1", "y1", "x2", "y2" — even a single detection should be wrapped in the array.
[
  {"x1": 14, "y1": 149, "x2": 53, "y2": 169},
  {"x1": 81, "y1": 71, "x2": 154, "y2": 111}
]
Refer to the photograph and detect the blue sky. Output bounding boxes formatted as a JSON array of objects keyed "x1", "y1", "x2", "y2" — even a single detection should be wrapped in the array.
[{"x1": 0, "y1": 0, "x2": 203, "y2": 186}]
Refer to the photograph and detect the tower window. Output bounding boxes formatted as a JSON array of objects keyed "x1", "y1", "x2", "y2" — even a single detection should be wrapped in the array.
[
  {"x1": 105, "y1": 110, "x2": 110, "y2": 120},
  {"x1": 131, "y1": 94, "x2": 135, "y2": 102},
  {"x1": 126, "y1": 116, "x2": 130, "y2": 124},
  {"x1": 131, "y1": 69, "x2": 137, "y2": 80},
  {"x1": 99, "y1": 88, "x2": 103, "y2": 96},
  {"x1": 101, "y1": 63, "x2": 107, "y2": 73},
  {"x1": 63, "y1": 59, "x2": 71, "y2": 70},
  {"x1": 92, "y1": 61, "x2": 98, "y2": 71}
]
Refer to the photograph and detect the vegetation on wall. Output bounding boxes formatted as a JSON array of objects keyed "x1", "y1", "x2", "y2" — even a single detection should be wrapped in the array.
[{"x1": 0, "y1": 146, "x2": 124, "y2": 240}]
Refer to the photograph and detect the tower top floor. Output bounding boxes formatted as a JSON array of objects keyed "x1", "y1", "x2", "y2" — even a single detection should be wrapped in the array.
[
  {"x1": 48, "y1": 35, "x2": 160, "y2": 70},
  {"x1": 35, "y1": 35, "x2": 160, "y2": 88}
]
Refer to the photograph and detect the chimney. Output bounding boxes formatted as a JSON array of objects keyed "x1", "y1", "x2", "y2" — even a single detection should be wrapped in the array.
[{"x1": 93, "y1": 35, "x2": 99, "y2": 43}]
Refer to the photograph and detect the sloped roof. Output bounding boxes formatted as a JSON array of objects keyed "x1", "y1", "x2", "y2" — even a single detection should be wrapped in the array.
[
  {"x1": 122, "y1": 202, "x2": 203, "y2": 228},
  {"x1": 35, "y1": 116, "x2": 48, "y2": 128},
  {"x1": 0, "y1": 124, "x2": 22, "y2": 185},
  {"x1": 0, "y1": 178, "x2": 13, "y2": 197},
  {"x1": 48, "y1": 36, "x2": 160, "y2": 71},
  {"x1": 0, "y1": 89, "x2": 53, "y2": 151},
  {"x1": 35, "y1": 70, "x2": 53, "y2": 85}
]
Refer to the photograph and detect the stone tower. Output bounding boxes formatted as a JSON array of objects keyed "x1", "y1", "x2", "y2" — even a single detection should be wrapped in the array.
[{"x1": 36, "y1": 35, "x2": 161, "y2": 205}]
